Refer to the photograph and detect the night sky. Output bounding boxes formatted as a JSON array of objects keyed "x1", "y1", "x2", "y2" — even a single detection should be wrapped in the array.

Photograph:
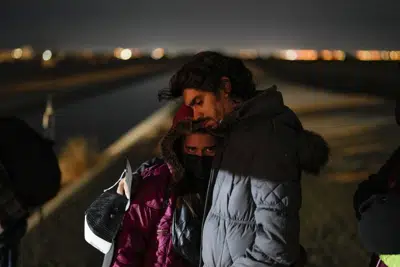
[{"x1": 2, "y1": 0, "x2": 399, "y2": 52}]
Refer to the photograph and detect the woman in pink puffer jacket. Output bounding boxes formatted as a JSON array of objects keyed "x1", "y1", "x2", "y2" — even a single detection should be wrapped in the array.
[{"x1": 111, "y1": 105, "x2": 219, "y2": 267}]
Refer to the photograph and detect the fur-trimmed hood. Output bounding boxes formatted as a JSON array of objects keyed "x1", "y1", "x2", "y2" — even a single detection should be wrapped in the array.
[
  {"x1": 222, "y1": 85, "x2": 330, "y2": 176},
  {"x1": 160, "y1": 119, "x2": 207, "y2": 184}
]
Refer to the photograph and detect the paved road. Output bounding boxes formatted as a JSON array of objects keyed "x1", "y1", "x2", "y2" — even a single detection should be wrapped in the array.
[
  {"x1": 18, "y1": 65, "x2": 399, "y2": 267},
  {"x1": 0, "y1": 61, "x2": 181, "y2": 116},
  {"x1": 17, "y1": 71, "x2": 174, "y2": 152}
]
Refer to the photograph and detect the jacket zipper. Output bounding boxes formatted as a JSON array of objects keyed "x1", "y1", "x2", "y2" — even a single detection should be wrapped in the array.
[
  {"x1": 198, "y1": 138, "x2": 227, "y2": 267},
  {"x1": 157, "y1": 229, "x2": 169, "y2": 235}
]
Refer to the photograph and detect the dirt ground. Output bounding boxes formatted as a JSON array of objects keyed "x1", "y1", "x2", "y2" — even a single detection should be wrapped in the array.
[{"x1": 298, "y1": 100, "x2": 397, "y2": 267}]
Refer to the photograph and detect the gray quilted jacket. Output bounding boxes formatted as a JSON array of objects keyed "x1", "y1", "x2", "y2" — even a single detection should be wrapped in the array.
[{"x1": 201, "y1": 86, "x2": 329, "y2": 267}]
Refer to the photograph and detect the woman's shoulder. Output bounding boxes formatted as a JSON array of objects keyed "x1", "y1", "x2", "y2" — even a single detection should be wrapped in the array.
[{"x1": 131, "y1": 161, "x2": 171, "y2": 209}]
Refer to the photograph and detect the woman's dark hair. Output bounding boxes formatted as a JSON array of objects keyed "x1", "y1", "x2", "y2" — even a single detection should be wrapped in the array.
[{"x1": 158, "y1": 51, "x2": 256, "y2": 102}]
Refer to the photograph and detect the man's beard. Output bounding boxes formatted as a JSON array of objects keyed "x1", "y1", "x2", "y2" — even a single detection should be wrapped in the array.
[
  {"x1": 192, "y1": 118, "x2": 219, "y2": 130},
  {"x1": 191, "y1": 118, "x2": 225, "y2": 138}
]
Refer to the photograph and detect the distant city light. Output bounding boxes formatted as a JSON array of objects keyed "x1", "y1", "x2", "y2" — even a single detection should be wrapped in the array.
[
  {"x1": 131, "y1": 48, "x2": 141, "y2": 58},
  {"x1": 42, "y1": 50, "x2": 52, "y2": 61},
  {"x1": 12, "y1": 48, "x2": 23, "y2": 59},
  {"x1": 356, "y1": 50, "x2": 382, "y2": 61},
  {"x1": 285, "y1": 50, "x2": 298, "y2": 61},
  {"x1": 333, "y1": 50, "x2": 345, "y2": 61},
  {"x1": 120, "y1": 49, "x2": 132, "y2": 60},
  {"x1": 21, "y1": 46, "x2": 34, "y2": 59},
  {"x1": 82, "y1": 49, "x2": 94, "y2": 59},
  {"x1": 306, "y1": 50, "x2": 318, "y2": 60},
  {"x1": 239, "y1": 49, "x2": 258, "y2": 59},
  {"x1": 381, "y1": 51, "x2": 390, "y2": 60},
  {"x1": 151, "y1": 48, "x2": 165, "y2": 60},
  {"x1": 277, "y1": 49, "x2": 318, "y2": 61},
  {"x1": 113, "y1": 47, "x2": 123, "y2": 58},
  {"x1": 355, "y1": 50, "x2": 400, "y2": 61},
  {"x1": 321, "y1": 50, "x2": 333, "y2": 60},
  {"x1": 390, "y1": 51, "x2": 399, "y2": 60}
]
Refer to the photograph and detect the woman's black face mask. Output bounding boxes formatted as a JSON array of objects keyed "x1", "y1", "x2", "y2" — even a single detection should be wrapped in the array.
[{"x1": 181, "y1": 154, "x2": 214, "y2": 194}]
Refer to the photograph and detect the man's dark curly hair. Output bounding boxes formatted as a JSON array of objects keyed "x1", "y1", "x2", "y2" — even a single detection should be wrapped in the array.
[{"x1": 158, "y1": 51, "x2": 256, "y2": 102}]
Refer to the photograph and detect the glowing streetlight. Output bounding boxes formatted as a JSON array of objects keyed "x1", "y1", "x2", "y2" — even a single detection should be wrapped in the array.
[
  {"x1": 120, "y1": 49, "x2": 132, "y2": 60},
  {"x1": 285, "y1": 50, "x2": 297, "y2": 61},
  {"x1": 333, "y1": 50, "x2": 345, "y2": 61},
  {"x1": 321, "y1": 50, "x2": 333, "y2": 60},
  {"x1": 151, "y1": 48, "x2": 165, "y2": 60},
  {"x1": 12, "y1": 48, "x2": 23, "y2": 59},
  {"x1": 42, "y1": 50, "x2": 52, "y2": 61}
]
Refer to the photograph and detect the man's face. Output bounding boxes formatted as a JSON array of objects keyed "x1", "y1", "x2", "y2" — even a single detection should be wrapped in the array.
[{"x1": 183, "y1": 88, "x2": 229, "y2": 129}]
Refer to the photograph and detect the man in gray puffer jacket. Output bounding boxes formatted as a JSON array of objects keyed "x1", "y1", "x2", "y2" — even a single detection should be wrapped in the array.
[{"x1": 158, "y1": 52, "x2": 330, "y2": 267}]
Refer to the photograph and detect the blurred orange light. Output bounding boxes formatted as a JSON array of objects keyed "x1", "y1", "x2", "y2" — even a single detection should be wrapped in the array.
[
  {"x1": 285, "y1": 50, "x2": 297, "y2": 60},
  {"x1": 356, "y1": 50, "x2": 383, "y2": 61},
  {"x1": 131, "y1": 48, "x2": 141, "y2": 58},
  {"x1": 151, "y1": 48, "x2": 165, "y2": 60},
  {"x1": 296, "y1": 50, "x2": 317, "y2": 61},
  {"x1": 12, "y1": 48, "x2": 23, "y2": 59},
  {"x1": 389, "y1": 51, "x2": 398, "y2": 60},
  {"x1": 308, "y1": 50, "x2": 318, "y2": 60},
  {"x1": 279, "y1": 49, "x2": 318, "y2": 61},
  {"x1": 333, "y1": 50, "x2": 345, "y2": 61},
  {"x1": 82, "y1": 49, "x2": 93, "y2": 59},
  {"x1": 370, "y1": 50, "x2": 380, "y2": 60},
  {"x1": 381, "y1": 51, "x2": 390, "y2": 60},
  {"x1": 114, "y1": 47, "x2": 123, "y2": 58},
  {"x1": 355, "y1": 51, "x2": 364, "y2": 60},
  {"x1": 321, "y1": 50, "x2": 333, "y2": 60},
  {"x1": 239, "y1": 49, "x2": 258, "y2": 59}
]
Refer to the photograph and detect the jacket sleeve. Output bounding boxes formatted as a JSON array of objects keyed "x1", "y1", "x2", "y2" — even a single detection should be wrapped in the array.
[
  {"x1": 231, "y1": 179, "x2": 301, "y2": 267},
  {"x1": 133, "y1": 157, "x2": 164, "y2": 175},
  {"x1": 111, "y1": 202, "x2": 156, "y2": 267},
  {"x1": 353, "y1": 147, "x2": 400, "y2": 220}
]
